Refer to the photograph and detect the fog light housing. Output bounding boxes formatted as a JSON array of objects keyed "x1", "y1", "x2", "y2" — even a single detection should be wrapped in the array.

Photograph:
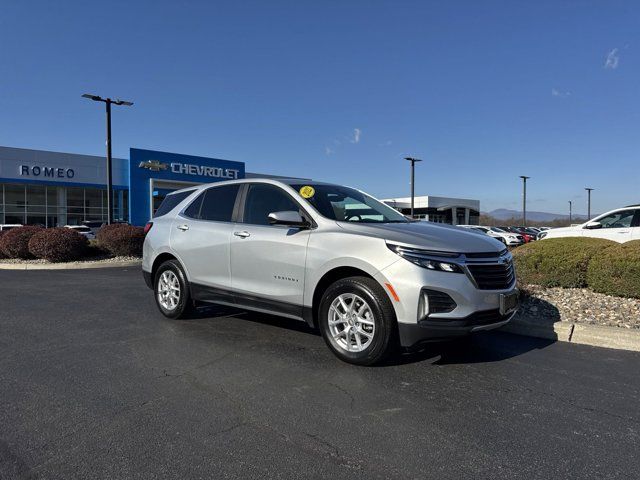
[{"x1": 418, "y1": 289, "x2": 457, "y2": 320}]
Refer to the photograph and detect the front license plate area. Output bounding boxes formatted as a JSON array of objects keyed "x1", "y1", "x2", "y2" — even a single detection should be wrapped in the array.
[{"x1": 499, "y1": 291, "x2": 519, "y2": 315}]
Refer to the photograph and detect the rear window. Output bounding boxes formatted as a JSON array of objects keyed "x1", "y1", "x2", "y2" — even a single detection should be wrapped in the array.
[{"x1": 153, "y1": 190, "x2": 195, "y2": 218}]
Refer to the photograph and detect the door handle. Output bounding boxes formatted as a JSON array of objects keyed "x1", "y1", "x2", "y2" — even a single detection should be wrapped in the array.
[
  {"x1": 234, "y1": 231, "x2": 250, "y2": 238},
  {"x1": 176, "y1": 224, "x2": 189, "y2": 231}
]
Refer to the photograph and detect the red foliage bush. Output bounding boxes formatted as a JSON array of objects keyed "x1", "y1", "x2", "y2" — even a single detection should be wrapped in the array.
[
  {"x1": 0, "y1": 226, "x2": 42, "y2": 259},
  {"x1": 28, "y1": 228, "x2": 89, "y2": 262},
  {"x1": 0, "y1": 231, "x2": 7, "y2": 259},
  {"x1": 96, "y1": 223, "x2": 145, "y2": 257}
]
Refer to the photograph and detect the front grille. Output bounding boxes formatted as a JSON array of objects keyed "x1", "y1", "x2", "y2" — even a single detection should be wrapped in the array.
[
  {"x1": 467, "y1": 261, "x2": 515, "y2": 290},
  {"x1": 464, "y1": 249, "x2": 508, "y2": 259}
]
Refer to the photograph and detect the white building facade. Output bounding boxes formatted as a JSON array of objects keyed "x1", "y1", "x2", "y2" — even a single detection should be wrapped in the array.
[{"x1": 382, "y1": 195, "x2": 480, "y2": 225}]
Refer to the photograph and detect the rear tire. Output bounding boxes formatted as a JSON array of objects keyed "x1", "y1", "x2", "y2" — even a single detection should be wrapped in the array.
[
  {"x1": 154, "y1": 259, "x2": 193, "y2": 319},
  {"x1": 318, "y1": 276, "x2": 398, "y2": 365}
]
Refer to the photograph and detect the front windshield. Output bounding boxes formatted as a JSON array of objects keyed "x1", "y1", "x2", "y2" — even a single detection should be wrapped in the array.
[
  {"x1": 291, "y1": 184, "x2": 409, "y2": 223},
  {"x1": 490, "y1": 227, "x2": 506, "y2": 233}
]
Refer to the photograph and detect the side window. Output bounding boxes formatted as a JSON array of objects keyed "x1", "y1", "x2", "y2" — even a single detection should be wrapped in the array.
[
  {"x1": 596, "y1": 210, "x2": 635, "y2": 229},
  {"x1": 153, "y1": 189, "x2": 195, "y2": 218},
  {"x1": 183, "y1": 192, "x2": 205, "y2": 219},
  {"x1": 184, "y1": 185, "x2": 239, "y2": 222},
  {"x1": 243, "y1": 184, "x2": 300, "y2": 226}
]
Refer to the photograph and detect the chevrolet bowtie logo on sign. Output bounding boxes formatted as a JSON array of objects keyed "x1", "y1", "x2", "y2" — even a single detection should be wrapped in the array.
[{"x1": 138, "y1": 160, "x2": 169, "y2": 172}]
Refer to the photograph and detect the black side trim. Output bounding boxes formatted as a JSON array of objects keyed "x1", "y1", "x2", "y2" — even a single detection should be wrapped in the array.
[
  {"x1": 191, "y1": 283, "x2": 235, "y2": 305},
  {"x1": 190, "y1": 282, "x2": 304, "y2": 319}
]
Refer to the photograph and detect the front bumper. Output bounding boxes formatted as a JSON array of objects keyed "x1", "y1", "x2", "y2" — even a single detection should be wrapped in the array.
[
  {"x1": 375, "y1": 252, "x2": 519, "y2": 347},
  {"x1": 397, "y1": 310, "x2": 516, "y2": 348}
]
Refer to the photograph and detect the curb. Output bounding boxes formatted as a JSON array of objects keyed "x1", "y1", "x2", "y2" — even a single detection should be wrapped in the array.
[
  {"x1": 0, "y1": 260, "x2": 141, "y2": 270},
  {"x1": 501, "y1": 317, "x2": 640, "y2": 352}
]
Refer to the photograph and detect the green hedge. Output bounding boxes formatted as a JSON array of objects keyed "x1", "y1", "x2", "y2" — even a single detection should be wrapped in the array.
[
  {"x1": 512, "y1": 237, "x2": 615, "y2": 288},
  {"x1": 587, "y1": 241, "x2": 640, "y2": 299}
]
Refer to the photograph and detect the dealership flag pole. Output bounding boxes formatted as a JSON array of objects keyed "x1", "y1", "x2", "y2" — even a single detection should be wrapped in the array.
[{"x1": 82, "y1": 94, "x2": 133, "y2": 225}]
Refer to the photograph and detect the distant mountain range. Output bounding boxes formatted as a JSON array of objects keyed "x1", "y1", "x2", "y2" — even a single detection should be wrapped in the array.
[{"x1": 484, "y1": 209, "x2": 590, "y2": 222}]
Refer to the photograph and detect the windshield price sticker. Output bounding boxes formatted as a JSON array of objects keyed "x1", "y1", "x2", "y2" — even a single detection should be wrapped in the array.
[{"x1": 299, "y1": 186, "x2": 315, "y2": 198}]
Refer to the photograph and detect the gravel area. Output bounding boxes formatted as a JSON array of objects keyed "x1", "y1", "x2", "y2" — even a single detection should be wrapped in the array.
[
  {"x1": 516, "y1": 284, "x2": 640, "y2": 330},
  {"x1": 0, "y1": 255, "x2": 140, "y2": 265}
]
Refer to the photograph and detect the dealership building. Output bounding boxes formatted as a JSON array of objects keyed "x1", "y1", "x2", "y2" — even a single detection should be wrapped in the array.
[
  {"x1": 0, "y1": 144, "x2": 478, "y2": 227},
  {"x1": 0, "y1": 145, "x2": 254, "y2": 227},
  {"x1": 382, "y1": 195, "x2": 480, "y2": 225}
]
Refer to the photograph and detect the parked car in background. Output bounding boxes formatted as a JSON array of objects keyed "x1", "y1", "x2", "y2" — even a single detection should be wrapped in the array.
[
  {"x1": 458, "y1": 225, "x2": 524, "y2": 246},
  {"x1": 82, "y1": 220, "x2": 105, "y2": 235},
  {"x1": 539, "y1": 205, "x2": 640, "y2": 243},
  {"x1": 143, "y1": 179, "x2": 519, "y2": 365},
  {"x1": 0, "y1": 224, "x2": 22, "y2": 231},
  {"x1": 64, "y1": 225, "x2": 96, "y2": 240},
  {"x1": 500, "y1": 226, "x2": 536, "y2": 243}
]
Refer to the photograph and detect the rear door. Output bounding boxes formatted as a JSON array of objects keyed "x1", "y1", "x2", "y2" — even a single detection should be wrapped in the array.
[
  {"x1": 170, "y1": 184, "x2": 241, "y2": 296},
  {"x1": 230, "y1": 183, "x2": 311, "y2": 318}
]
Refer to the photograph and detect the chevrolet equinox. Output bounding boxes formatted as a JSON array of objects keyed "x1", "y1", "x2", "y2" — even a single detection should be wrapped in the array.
[{"x1": 142, "y1": 179, "x2": 519, "y2": 365}]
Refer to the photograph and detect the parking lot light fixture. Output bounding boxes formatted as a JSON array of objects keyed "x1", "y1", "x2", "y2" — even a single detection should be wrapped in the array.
[
  {"x1": 404, "y1": 157, "x2": 422, "y2": 219},
  {"x1": 585, "y1": 188, "x2": 594, "y2": 220},
  {"x1": 519, "y1": 176, "x2": 530, "y2": 227},
  {"x1": 82, "y1": 93, "x2": 134, "y2": 225}
]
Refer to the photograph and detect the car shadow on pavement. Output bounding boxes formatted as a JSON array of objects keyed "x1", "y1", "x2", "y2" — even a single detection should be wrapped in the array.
[{"x1": 183, "y1": 300, "x2": 560, "y2": 366}]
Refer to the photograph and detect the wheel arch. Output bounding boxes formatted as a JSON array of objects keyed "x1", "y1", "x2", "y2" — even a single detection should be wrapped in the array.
[
  {"x1": 151, "y1": 252, "x2": 181, "y2": 283},
  {"x1": 306, "y1": 266, "x2": 377, "y2": 328}
]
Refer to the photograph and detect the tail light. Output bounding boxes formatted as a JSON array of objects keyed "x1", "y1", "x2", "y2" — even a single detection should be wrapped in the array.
[{"x1": 144, "y1": 222, "x2": 153, "y2": 234}]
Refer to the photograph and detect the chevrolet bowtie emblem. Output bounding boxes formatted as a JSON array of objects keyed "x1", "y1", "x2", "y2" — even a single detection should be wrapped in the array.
[{"x1": 138, "y1": 160, "x2": 169, "y2": 172}]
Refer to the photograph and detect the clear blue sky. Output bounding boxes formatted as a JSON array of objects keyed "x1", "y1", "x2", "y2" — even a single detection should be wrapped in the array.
[{"x1": 1, "y1": 1, "x2": 638, "y2": 215}]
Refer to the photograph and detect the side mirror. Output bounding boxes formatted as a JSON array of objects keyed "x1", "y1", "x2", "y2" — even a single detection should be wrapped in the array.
[
  {"x1": 584, "y1": 221, "x2": 602, "y2": 230},
  {"x1": 268, "y1": 211, "x2": 310, "y2": 228}
]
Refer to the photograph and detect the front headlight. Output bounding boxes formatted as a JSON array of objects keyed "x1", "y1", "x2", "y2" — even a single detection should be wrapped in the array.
[{"x1": 387, "y1": 243, "x2": 464, "y2": 273}]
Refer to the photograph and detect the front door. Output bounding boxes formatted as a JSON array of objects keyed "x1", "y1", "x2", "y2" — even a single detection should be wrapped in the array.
[
  {"x1": 230, "y1": 183, "x2": 311, "y2": 318},
  {"x1": 585, "y1": 209, "x2": 636, "y2": 242}
]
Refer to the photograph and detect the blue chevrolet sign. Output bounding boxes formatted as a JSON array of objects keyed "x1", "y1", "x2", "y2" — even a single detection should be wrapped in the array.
[{"x1": 129, "y1": 148, "x2": 245, "y2": 226}]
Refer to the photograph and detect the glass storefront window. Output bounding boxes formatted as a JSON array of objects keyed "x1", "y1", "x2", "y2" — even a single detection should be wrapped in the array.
[
  {"x1": 5, "y1": 207, "x2": 25, "y2": 225},
  {"x1": 85, "y1": 188, "x2": 103, "y2": 209},
  {"x1": 46, "y1": 187, "x2": 58, "y2": 207},
  {"x1": 27, "y1": 185, "x2": 46, "y2": 206},
  {"x1": 0, "y1": 184, "x2": 126, "y2": 226},
  {"x1": 67, "y1": 187, "x2": 84, "y2": 207},
  {"x1": 5, "y1": 184, "x2": 25, "y2": 206}
]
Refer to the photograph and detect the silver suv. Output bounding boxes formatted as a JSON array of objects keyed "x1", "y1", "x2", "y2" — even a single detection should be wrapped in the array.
[{"x1": 142, "y1": 179, "x2": 519, "y2": 365}]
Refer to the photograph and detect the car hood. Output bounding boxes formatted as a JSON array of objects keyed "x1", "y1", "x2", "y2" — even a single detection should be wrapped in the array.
[{"x1": 336, "y1": 221, "x2": 505, "y2": 254}]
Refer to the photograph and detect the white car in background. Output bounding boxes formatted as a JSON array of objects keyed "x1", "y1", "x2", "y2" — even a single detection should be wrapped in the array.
[
  {"x1": 64, "y1": 225, "x2": 96, "y2": 240},
  {"x1": 0, "y1": 224, "x2": 22, "y2": 231},
  {"x1": 458, "y1": 225, "x2": 524, "y2": 246},
  {"x1": 538, "y1": 205, "x2": 640, "y2": 243}
]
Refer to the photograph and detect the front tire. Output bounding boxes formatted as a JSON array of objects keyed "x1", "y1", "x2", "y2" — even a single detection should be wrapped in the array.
[
  {"x1": 318, "y1": 276, "x2": 397, "y2": 365},
  {"x1": 154, "y1": 259, "x2": 193, "y2": 319}
]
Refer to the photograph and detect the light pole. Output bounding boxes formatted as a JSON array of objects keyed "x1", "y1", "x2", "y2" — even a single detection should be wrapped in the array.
[
  {"x1": 568, "y1": 200, "x2": 572, "y2": 224},
  {"x1": 585, "y1": 188, "x2": 594, "y2": 220},
  {"x1": 82, "y1": 94, "x2": 133, "y2": 224},
  {"x1": 519, "y1": 176, "x2": 530, "y2": 226},
  {"x1": 403, "y1": 157, "x2": 422, "y2": 219}
]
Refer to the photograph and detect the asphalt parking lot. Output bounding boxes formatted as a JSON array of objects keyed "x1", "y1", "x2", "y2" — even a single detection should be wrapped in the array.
[{"x1": 1, "y1": 268, "x2": 639, "y2": 479}]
